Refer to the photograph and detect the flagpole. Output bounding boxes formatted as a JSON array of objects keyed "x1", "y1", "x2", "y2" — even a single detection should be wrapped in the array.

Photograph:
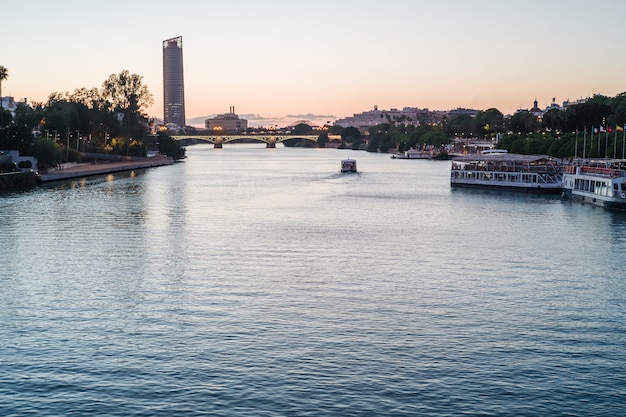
[
  {"x1": 614, "y1": 127, "x2": 617, "y2": 159},
  {"x1": 583, "y1": 127, "x2": 587, "y2": 160},
  {"x1": 623, "y1": 124, "x2": 625, "y2": 159},
  {"x1": 575, "y1": 128, "x2": 578, "y2": 159},
  {"x1": 605, "y1": 130, "x2": 609, "y2": 158}
]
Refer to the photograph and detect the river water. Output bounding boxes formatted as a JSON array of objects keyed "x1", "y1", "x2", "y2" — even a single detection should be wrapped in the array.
[{"x1": 1, "y1": 144, "x2": 625, "y2": 416}]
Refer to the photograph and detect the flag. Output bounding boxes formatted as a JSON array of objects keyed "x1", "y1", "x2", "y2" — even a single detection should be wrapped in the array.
[
  {"x1": 608, "y1": 126, "x2": 614, "y2": 133},
  {"x1": 617, "y1": 125, "x2": 625, "y2": 132},
  {"x1": 594, "y1": 127, "x2": 599, "y2": 134},
  {"x1": 599, "y1": 125, "x2": 606, "y2": 133}
]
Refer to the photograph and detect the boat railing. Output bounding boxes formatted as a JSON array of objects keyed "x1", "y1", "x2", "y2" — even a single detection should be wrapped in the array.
[
  {"x1": 538, "y1": 173, "x2": 563, "y2": 184},
  {"x1": 581, "y1": 166, "x2": 622, "y2": 177},
  {"x1": 567, "y1": 166, "x2": 623, "y2": 177},
  {"x1": 452, "y1": 163, "x2": 561, "y2": 173}
]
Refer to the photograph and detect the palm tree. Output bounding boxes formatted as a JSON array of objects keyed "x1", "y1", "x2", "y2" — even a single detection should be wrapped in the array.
[
  {"x1": 0, "y1": 65, "x2": 7, "y2": 102},
  {"x1": 0, "y1": 65, "x2": 6, "y2": 144}
]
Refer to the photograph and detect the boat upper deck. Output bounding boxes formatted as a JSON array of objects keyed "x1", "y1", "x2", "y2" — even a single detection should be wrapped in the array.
[
  {"x1": 563, "y1": 159, "x2": 626, "y2": 178},
  {"x1": 452, "y1": 154, "x2": 562, "y2": 173}
]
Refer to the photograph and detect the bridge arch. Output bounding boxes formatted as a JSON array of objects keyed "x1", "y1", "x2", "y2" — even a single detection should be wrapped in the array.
[{"x1": 172, "y1": 134, "x2": 319, "y2": 148}]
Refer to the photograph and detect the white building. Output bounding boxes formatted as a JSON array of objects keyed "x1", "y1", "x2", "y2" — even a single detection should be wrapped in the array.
[
  {"x1": 334, "y1": 106, "x2": 426, "y2": 129},
  {"x1": 334, "y1": 105, "x2": 452, "y2": 130},
  {"x1": 205, "y1": 106, "x2": 248, "y2": 132},
  {"x1": 0, "y1": 96, "x2": 20, "y2": 117}
]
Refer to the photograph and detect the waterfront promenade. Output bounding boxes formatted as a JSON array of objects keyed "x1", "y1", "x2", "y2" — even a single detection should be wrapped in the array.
[{"x1": 37, "y1": 156, "x2": 174, "y2": 182}]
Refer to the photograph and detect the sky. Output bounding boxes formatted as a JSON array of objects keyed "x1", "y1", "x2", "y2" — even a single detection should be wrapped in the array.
[{"x1": 2, "y1": 0, "x2": 626, "y2": 127}]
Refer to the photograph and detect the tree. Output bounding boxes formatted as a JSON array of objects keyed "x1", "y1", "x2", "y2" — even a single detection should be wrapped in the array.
[
  {"x1": 31, "y1": 138, "x2": 61, "y2": 170},
  {"x1": 444, "y1": 114, "x2": 474, "y2": 138},
  {"x1": 474, "y1": 108, "x2": 504, "y2": 137},
  {"x1": 101, "y1": 70, "x2": 153, "y2": 141},
  {"x1": 0, "y1": 66, "x2": 7, "y2": 145},
  {"x1": 157, "y1": 133, "x2": 186, "y2": 160},
  {"x1": 0, "y1": 107, "x2": 11, "y2": 129},
  {"x1": 68, "y1": 87, "x2": 105, "y2": 110},
  {"x1": 292, "y1": 123, "x2": 313, "y2": 135},
  {"x1": 101, "y1": 70, "x2": 153, "y2": 114},
  {"x1": 0, "y1": 65, "x2": 7, "y2": 101},
  {"x1": 317, "y1": 132, "x2": 329, "y2": 148},
  {"x1": 566, "y1": 100, "x2": 612, "y2": 131},
  {"x1": 542, "y1": 108, "x2": 568, "y2": 135},
  {"x1": 13, "y1": 102, "x2": 40, "y2": 129},
  {"x1": 509, "y1": 111, "x2": 538, "y2": 134},
  {"x1": 43, "y1": 96, "x2": 80, "y2": 141},
  {"x1": 328, "y1": 125, "x2": 343, "y2": 135},
  {"x1": 341, "y1": 126, "x2": 361, "y2": 143},
  {"x1": 2, "y1": 125, "x2": 34, "y2": 153}
]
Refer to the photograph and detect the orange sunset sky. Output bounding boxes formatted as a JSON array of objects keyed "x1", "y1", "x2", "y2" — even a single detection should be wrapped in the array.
[{"x1": 2, "y1": 0, "x2": 625, "y2": 127}]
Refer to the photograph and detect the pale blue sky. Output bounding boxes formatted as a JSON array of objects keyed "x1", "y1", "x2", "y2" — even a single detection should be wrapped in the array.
[{"x1": 2, "y1": 0, "x2": 625, "y2": 126}]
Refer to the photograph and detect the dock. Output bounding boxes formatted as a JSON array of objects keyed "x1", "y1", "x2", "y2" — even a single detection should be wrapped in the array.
[{"x1": 37, "y1": 156, "x2": 175, "y2": 182}]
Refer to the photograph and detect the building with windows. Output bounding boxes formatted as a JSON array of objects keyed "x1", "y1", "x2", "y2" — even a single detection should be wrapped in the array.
[
  {"x1": 0, "y1": 96, "x2": 19, "y2": 116},
  {"x1": 333, "y1": 106, "x2": 450, "y2": 130},
  {"x1": 162, "y1": 36, "x2": 186, "y2": 128},
  {"x1": 205, "y1": 107, "x2": 248, "y2": 133}
]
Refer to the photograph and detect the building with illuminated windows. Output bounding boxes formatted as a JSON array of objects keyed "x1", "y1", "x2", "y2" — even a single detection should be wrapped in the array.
[
  {"x1": 205, "y1": 107, "x2": 248, "y2": 133},
  {"x1": 162, "y1": 36, "x2": 186, "y2": 128}
]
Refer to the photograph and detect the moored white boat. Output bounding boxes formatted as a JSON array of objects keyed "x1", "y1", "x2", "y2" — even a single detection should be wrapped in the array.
[
  {"x1": 341, "y1": 158, "x2": 357, "y2": 172},
  {"x1": 561, "y1": 159, "x2": 626, "y2": 210},
  {"x1": 450, "y1": 153, "x2": 563, "y2": 193}
]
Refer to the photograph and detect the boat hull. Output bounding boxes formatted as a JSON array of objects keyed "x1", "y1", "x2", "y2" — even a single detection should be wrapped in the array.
[
  {"x1": 563, "y1": 191, "x2": 626, "y2": 210},
  {"x1": 561, "y1": 162, "x2": 626, "y2": 211},
  {"x1": 451, "y1": 181, "x2": 562, "y2": 194}
]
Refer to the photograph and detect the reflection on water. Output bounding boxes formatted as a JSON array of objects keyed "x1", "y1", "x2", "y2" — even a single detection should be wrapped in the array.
[{"x1": 1, "y1": 144, "x2": 625, "y2": 416}]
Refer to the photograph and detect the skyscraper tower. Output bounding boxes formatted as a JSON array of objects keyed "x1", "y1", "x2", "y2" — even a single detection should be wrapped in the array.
[{"x1": 162, "y1": 36, "x2": 186, "y2": 128}]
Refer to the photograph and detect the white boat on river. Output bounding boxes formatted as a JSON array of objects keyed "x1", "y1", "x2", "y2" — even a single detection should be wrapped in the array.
[
  {"x1": 561, "y1": 159, "x2": 626, "y2": 210},
  {"x1": 450, "y1": 153, "x2": 563, "y2": 193},
  {"x1": 341, "y1": 158, "x2": 357, "y2": 172}
]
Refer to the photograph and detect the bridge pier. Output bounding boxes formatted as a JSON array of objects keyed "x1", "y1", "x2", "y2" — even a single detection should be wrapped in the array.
[
  {"x1": 214, "y1": 143, "x2": 223, "y2": 149},
  {"x1": 266, "y1": 142, "x2": 276, "y2": 148}
]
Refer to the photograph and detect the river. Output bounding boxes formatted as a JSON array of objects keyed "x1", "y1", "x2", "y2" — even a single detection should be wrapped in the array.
[{"x1": 1, "y1": 144, "x2": 625, "y2": 416}]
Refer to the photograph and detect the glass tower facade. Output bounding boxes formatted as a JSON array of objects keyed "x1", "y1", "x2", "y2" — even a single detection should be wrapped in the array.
[{"x1": 162, "y1": 36, "x2": 186, "y2": 128}]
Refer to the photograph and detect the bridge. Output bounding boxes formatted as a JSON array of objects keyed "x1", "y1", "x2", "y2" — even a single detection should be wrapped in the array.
[{"x1": 172, "y1": 134, "x2": 320, "y2": 148}]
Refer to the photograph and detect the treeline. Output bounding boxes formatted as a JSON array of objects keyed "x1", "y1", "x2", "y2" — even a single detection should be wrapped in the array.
[
  {"x1": 347, "y1": 92, "x2": 626, "y2": 158},
  {"x1": 0, "y1": 70, "x2": 185, "y2": 170}
]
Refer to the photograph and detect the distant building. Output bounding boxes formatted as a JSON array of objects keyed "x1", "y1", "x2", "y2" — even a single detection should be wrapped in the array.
[
  {"x1": 162, "y1": 36, "x2": 186, "y2": 128},
  {"x1": 563, "y1": 97, "x2": 588, "y2": 108},
  {"x1": 287, "y1": 120, "x2": 320, "y2": 129},
  {"x1": 334, "y1": 106, "x2": 428, "y2": 130},
  {"x1": 205, "y1": 107, "x2": 248, "y2": 132},
  {"x1": 446, "y1": 108, "x2": 480, "y2": 118},
  {"x1": 0, "y1": 96, "x2": 19, "y2": 116},
  {"x1": 516, "y1": 98, "x2": 574, "y2": 117},
  {"x1": 529, "y1": 99, "x2": 542, "y2": 116}
]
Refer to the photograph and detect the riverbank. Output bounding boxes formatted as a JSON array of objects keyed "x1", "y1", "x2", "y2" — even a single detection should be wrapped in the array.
[
  {"x1": 0, "y1": 171, "x2": 38, "y2": 191},
  {"x1": 37, "y1": 155, "x2": 175, "y2": 182}
]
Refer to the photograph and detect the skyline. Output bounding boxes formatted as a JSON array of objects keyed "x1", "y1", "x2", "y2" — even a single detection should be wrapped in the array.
[{"x1": 2, "y1": 1, "x2": 626, "y2": 127}]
